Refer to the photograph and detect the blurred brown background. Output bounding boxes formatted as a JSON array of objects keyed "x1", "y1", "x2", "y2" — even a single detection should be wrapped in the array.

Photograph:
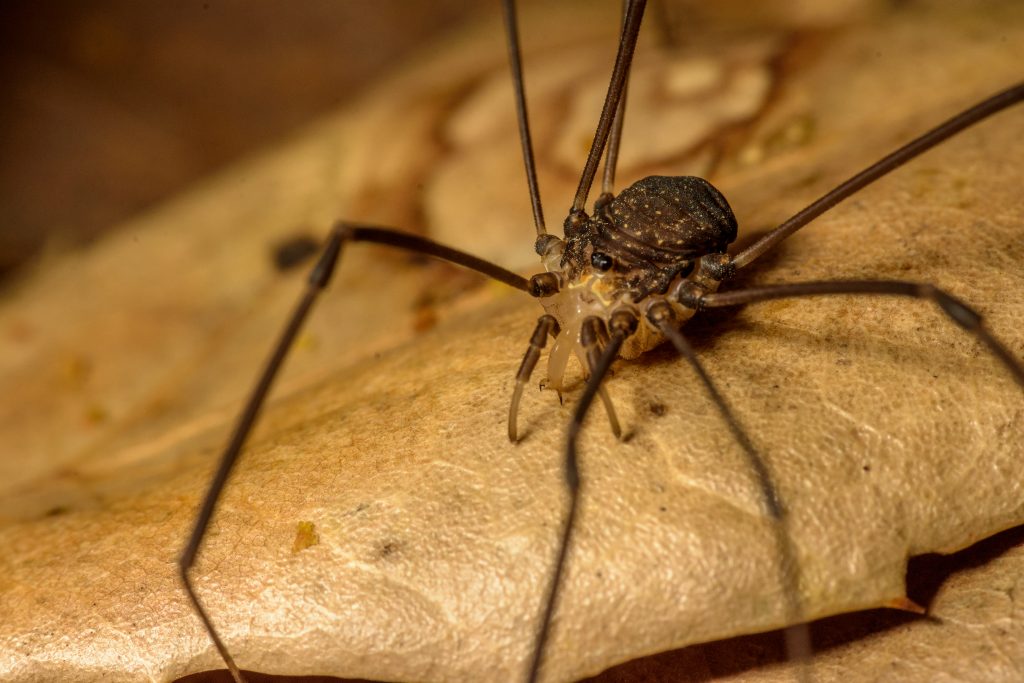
[
  {"x1": 0, "y1": 0, "x2": 893, "y2": 287},
  {"x1": 0, "y1": 0, "x2": 481, "y2": 285}
]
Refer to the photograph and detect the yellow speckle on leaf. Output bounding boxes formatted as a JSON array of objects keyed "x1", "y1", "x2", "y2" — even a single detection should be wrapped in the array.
[
  {"x1": 292, "y1": 521, "x2": 319, "y2": 553},
  {"x1": 297, "y1": 332, "x2": 319, "y2": 352}
]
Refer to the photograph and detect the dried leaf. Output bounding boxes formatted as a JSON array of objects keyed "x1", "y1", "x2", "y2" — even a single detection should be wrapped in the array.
[{"x1": 1, "y1": 2, "x2": 1023, "y2": 683}]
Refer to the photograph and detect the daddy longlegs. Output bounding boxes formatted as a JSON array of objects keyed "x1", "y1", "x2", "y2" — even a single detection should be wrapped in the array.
[{"x1": 178, "y1": 1, "x2": 1024, "y2": 681}]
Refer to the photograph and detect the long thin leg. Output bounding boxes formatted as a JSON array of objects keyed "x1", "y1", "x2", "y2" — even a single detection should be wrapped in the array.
[
  {"x1": 510, "y1": 315, "x2": 560, "y2": 443},
  {"x1": 581, "y1": 316, "x2": 624, "y2": 439},
  {"x1": 502, "y1": 0, "x2": 547, "y2": 237},
  {"x1": 731, "y1": 82, "x2": 1024, "y2": 269},
  {"x1": 345, "y1": 223, "x2": 532, "y2": 292},
  {"x1": 600, "y1": 0, "x2": 632, "y2": 197},
  {"x1": 647, "y1": 303, "x2": 811, "y2": 679},
  {"x1": 528, "y1": 312, "x2": 637, "y2": 683},
  {"x1": 571, "y1": 0, "x2": 647, "y2": 214},
  {"x1": 649, "y1": 0, "x2": 682, "y2": 49},
  {"x1": 696, "y1": 280, "x2": 1024, "y2": 389},
  {"x1": 179, "y1": 222, "x2": 533, "y2": 683}
]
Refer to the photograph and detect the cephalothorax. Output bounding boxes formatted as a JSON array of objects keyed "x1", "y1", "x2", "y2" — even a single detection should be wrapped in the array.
[
  {"x1": 562, "y1": 175, "x2": 736, "y2": 293},
  {"x1": 177, "y1": 1, "x2": 1024, "y2": 682}
]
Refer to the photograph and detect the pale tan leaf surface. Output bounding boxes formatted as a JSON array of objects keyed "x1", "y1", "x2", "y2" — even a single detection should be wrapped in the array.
[
  {"x1": 591, "y1": 525, "x2": 1024, "y2": 682},
  {"x1": 1, "y1": 1, "x2": 1023, "y2": 683}
]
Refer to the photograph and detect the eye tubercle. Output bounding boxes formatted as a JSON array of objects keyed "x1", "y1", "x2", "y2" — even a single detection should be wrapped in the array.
[{"x1": 591, "y1": 251, "x2": 613, "y2": 272}]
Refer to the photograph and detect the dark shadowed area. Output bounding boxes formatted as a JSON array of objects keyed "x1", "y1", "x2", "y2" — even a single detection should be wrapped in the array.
[{"x1": 0, "y1": 0, "x2": 480, "y2": 283}]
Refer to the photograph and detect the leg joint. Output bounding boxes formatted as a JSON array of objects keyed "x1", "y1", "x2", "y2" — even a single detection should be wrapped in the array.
[{"x1": 699, "y1": 252, "x2": 736, "y2": 282}]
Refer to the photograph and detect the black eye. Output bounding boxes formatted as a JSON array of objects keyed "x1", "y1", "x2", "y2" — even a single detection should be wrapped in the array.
[{"x1": 591, "y1": 251, "x2": 613, "y2": 272}]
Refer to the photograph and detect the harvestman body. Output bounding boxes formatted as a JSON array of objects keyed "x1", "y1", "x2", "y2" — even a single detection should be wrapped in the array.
[{"x1": 179, "y1": 1, "x2": 1024, "y2": 681}]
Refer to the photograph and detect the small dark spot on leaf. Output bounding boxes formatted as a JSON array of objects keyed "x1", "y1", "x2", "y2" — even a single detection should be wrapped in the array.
[
  {"x1": 413, "y1": 306, "x2": 438, "y2": 333},
  {"x1": 62, "y1": 354, "x2": 93, "y2": 388},
  {"x1": 648, "y1": 402, "x2": 667, "y2": 417},
  {"x1": 378, "y1": 540, "x2": 401, "y2": 559},
  {"x1": 863, "y1": 464, "x2": 871, "y2": 472},
  {"x1": 272, "y1": 234, "x2": 320, "y2": 272},
  {"x1": 84, "y1": 404, "x2": 109, "y2": 425},
  {"x1": 659, "y1": 506, "x2": 667, "y2": 512},
  {"x1": 44, "y1": 506, "x2": 70, "y2": 517}
]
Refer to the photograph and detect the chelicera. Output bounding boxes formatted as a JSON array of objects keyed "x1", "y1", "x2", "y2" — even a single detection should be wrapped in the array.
[{"x1": 178, "y1": 1, "x2": 1024, "y2": 681}]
